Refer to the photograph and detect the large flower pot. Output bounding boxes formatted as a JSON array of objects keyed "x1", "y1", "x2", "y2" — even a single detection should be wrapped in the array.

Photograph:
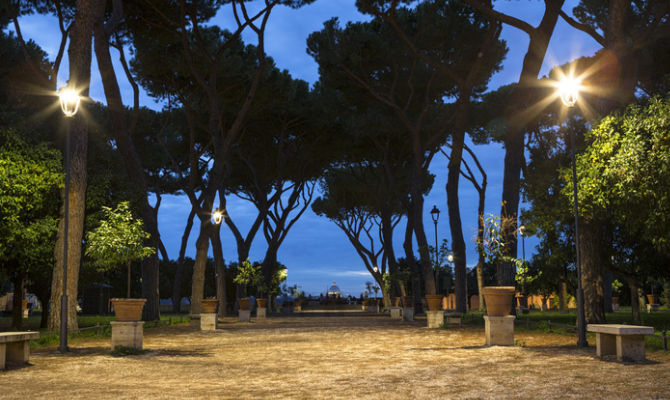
[
  {"x1": 392, "y1": 297, "x2": 401, "y2": 307},
  {"x1": 425, "y1": 295, "x2": 444, "y2": 311},
  {"x1": 239, "y1": 297, "x2": 252, "y2": 311},
  {"x1": 256, "y1": 298, "x2": 268, "y2": 308},
  {"x1": 111, "y1": 298, "x2": 146, "y2": 321},
  {"x1": 482, "y1": 287, "x2": 515, "y2": 316},
  {"x1": 201, "y1": 299, "x2": 218, "y2": 313},
  {"x1": 402, "y1": 296, "x2": 413, "y2": 308},
  {"x1": 647, "y1": 294, "x2": 658, "y2": 305},
  {"x1": 612, "y1": 296, "x2": 620, "y2": 305}
]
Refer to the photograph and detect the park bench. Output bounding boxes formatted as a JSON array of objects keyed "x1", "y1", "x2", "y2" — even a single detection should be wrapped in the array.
[
  {"x1": 0, "y1": 331, "x2": 40, "y2": 369},
  {"x1": 587, "y1": 324, "x2": 654, "y2": 361},
  {"x1": 444, "y1": 312, "x2": 463, "y2": 325}
]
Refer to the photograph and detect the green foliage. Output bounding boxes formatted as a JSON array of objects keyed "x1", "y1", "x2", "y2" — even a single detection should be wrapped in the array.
[
  {"x1": 232, "y1": 259, "x2": 263, "y2": 293},
  {"x1": 612, "y1": 279, "x2": 623, "y2": 296},
  {"x1": 568, "y1": 97, "x2": 670, "y2": 252},
  {"x1": 477, "y1": 214, "x2": 521, "y2": 268},
  {"x1": 515, "y1": 261, "x2": 541, "y2": 290},
  {"x1": 85, "y1": 202, "x2": 155, "y2": 270},
  {"x1": 0, "y1": 129, "x2": 62, "y2": 276}
]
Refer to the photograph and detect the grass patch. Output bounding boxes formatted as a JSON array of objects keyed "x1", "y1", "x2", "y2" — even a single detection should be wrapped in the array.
[{"x1": 110, "y1": 346, "x2": 149, "y2": 357}]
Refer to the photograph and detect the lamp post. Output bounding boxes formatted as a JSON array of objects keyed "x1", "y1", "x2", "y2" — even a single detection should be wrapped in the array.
[
  {"x1": 518, "y1": 225, "x2": 526, "y2": 263},
  {"x1": 58, "y1": 86, "x2": 81, "y2": 353},
  {"x1": 212, "y1": 210, "x2": 223, "y2": 225},
  {"x1": 430, "y1": 205, "x2": 440, "y2": 293},
  {"x1": 558, "y1": 77, "x2": 588, "y2": 348}
]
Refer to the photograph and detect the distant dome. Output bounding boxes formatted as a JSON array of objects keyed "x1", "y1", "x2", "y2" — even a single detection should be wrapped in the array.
[{"x1": 327, "y1": 282, "x2": 342, "y2": 297}]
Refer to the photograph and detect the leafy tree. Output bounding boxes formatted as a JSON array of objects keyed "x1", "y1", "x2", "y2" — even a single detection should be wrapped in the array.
[
  {"x1": 567, "y1": 97, "x2": 670, "y2": 322},
  {"x1": 0, "y1": 129, "x2": 62, "y2": 329},
  {"x1": 85, "y1": 202, "x2": 156, "y2": 298}
]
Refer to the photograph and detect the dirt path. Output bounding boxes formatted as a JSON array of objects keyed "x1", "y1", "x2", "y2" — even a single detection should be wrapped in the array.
[{"x1": 1, "y1": 314, "x2": 669, "y2": 399}]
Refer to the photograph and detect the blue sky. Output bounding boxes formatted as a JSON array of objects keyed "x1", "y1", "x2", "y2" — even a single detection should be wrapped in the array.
[{"x1": 12, "y1": 0, "x2": 601, "y2": 296}]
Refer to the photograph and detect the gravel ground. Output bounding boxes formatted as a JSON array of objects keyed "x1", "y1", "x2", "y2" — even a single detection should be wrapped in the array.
[{"x1": 1, "y1": 313, "x2": 669, "y2": 399}]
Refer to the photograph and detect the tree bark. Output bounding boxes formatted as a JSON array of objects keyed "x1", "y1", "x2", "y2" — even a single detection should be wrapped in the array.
[
  {"x1": 403, "y1": 216, "x2": 423, "y2": 314},
  {"x1": 498, "y1": 0, "x2": 564, "y2": 285},
  {"x1": 210, "y1": 223, "x2": 227, "y2": 317},
  {"x1": 447, "y1": 98, "x2": 470, "y2": 314},
  {"x1": 628, "y1": 279, "x2": 641, "y2": 325},
  {"x1": 48, "y1": 0, "x2": 95, "y2": 332},
  {"x1": 559, "y1": 279, "x2": 568, "y2": 311},
  {"x1": 93, "y1": 0, "x2": 161, "y2": 321},
  {"x1": 579, "y1": 218, "x2": 606, "y2": 323},
  {"x1": 173, "y1": 207, "x2": 196, "y2": 313},
  {"x1": 381, "y1": 212, "x2": 405, "y2": 296},
  {"x1": 190, "y1": 218, "x2": 212, "y2": 315}
]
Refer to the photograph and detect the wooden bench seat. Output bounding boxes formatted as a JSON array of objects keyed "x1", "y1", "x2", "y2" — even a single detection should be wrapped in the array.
[
  {"x1": 587, "y1": 324, "x2": 654, "y2": 361},
  {"x1": 0, "y1": 331, "x2": 40, "y2": 369}
]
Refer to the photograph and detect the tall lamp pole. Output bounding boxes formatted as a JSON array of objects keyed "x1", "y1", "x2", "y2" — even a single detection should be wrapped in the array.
[
  {"x1": 558, "y1": 77, "x2": 588, "y2": 348},
  {"x1": 58, "y1": 86, "x2": 81, "y2": 353},
  {"x1": 430, "y1": 205, "x2": 440, "y2": 291},
  {"x1": 518, "y1": 225, "x2": 526, "y2": 263}
]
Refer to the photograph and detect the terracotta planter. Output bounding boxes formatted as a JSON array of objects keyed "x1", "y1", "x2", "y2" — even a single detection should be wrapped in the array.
[
  {"x1": 612, "y1": 296, "x2": 620, "y2": 305},
  {"x1": 201, "y1": 299, "x2": 218, "y2": 313},
  {"x1": 482, "y1": 286, "x2": 515, "y2": 316},
  {"x1": 647, "y1": 294, "x2": 658, "y2": 305},
  {"x1": 256, "y1": 298, "x2": 268, "y2": 308},
  {"x1": 402, "y1": 296, "x2": 413, "y2": 308},
  {"x1": 392, "y1": 297, "x2": 401, "y2": 307},
  {"x1": 111, "y1": 298, "x2": 146, "y2": 321},
  {"x1": 239, "y1": 297, "x2": 252, "y2": 310},
  {"x1": 294, "y1": 299, "x2": 303, "y2": 307},
  {"x1": 425, "y1": 294, "x2": 444, "y2": 311}
]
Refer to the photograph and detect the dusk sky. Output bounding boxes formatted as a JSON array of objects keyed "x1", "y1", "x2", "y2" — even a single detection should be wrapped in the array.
[{"x1": 12, "y1": 0, "x2": 601, "y2": 296}]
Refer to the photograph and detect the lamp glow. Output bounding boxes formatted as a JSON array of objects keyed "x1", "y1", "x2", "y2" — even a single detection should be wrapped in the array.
[
  {"x1": 447, "y1": 254, "x2": 454, "y2": 263},
  {"x1": 59, "y1": 87, "x2": 81, "y2": 117},
  {"x1": 212, "y1": 210, "x2": 223, "y2": 225},
  {"x1": 558, "y1": 77, "x2": 580, "y2": 107}
]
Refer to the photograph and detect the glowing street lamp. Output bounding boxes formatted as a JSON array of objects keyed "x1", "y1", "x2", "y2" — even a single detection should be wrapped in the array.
[
  {"x1": 59, "y1": 87, "x2": 81, "y2": 117},
  {"x1": 558, "y1": 76, "x2": 588, "y2": 348},
  {"x1": 557, "y1": 76, "x2": 580, "y2": 108},
  {"x1": 58, "y1": 86, "x2": 80, "y2": 353},
  {"x1": 212, "y1": 210, "x2": 223, "y2": 225}
]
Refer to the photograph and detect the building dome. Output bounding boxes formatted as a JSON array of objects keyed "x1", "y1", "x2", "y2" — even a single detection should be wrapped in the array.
[{"x1": 327, "y1": 282, "x2": 342, "y2": 297}]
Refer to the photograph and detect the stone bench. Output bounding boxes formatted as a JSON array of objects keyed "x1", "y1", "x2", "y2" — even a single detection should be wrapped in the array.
[
  {"x1": 0, "y1": 331, "x2": 40, "y2": 369},
  {"x1": 444, "y1": 312, "x2": 463, "y2": 325},
  {"x1": 587, "y1": 324, "x2": 654, "y2": 361}
]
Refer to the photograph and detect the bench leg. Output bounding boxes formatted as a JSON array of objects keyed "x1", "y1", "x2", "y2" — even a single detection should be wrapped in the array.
[
  {"x1": 0, "y1": 343, "x2": 5, "y2": 369},
  {"x1": 616, "y1": 334, "x2": 646, "y2": 361},
  {"x1": 596, "y1": 333, "x2": 616, "y2": 358},
  {"x1": 6, "y1": 340, "x2": 30, "y2": 364}
]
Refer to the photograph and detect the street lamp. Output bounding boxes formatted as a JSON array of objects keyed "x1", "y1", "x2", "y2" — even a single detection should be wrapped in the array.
[
  {"x1": 558, "y1": 76, "x2": 588, "y2": 348},
  {"x1": 430, "y1": 205, "x2": 440, "y2": 267},
  {"x1": 518, "y1": 225, "x2": 526, "y2": 263},
  {"x1": 58, "y1": 85, "x2": 80, "y2": 353},
  {"x1": 212, "y1": 210, "x2": 223, "y2": 225}
]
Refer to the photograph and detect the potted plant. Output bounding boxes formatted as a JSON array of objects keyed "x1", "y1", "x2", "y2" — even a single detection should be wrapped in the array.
[
  {"x1": 201, "y1": 298, "x2": 218, "y2": 313},
  {"x1": 85, "y1": 202, "x2": 155, "y2": 321},
  {"x1": 478, "y1": 214, "x2": 521, "y2": 316},
  {"x1": 233, "y1": 259, "x2": 262, "y2": 311},
  {"x1": 425, "y1": 294, "x2": 444, "y2": 311}
]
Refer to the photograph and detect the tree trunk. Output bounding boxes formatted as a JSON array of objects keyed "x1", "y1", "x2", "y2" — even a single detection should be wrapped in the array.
[
  {"x1": 446, "y1": 98, "x2": 470, "y2": 313},
  {"x1": 190, "y1": 221, "x2": 211, "y2": 315},
  {"x1": 628, "y1": 279, "x2": 641, "y2": 325},
  {"x1": 579, "y1": 218, "x2": 606, "y2": 324},
  {"x1": 381, "y1": 212, "x2": 404, "y2": 297},
  {"x1": 603, "y1": 270, "x2": 613, "y2": 313},
  {"x1": 410, "y1": 191, "x2": 436, "y2": 296},
  {"x1": 173, "y1": 207, "x2": 196, "y2": 313},
  {"x1": 498, "y1": 0, "x2": 564, "y2": 285},
  {"x1": 403, "y1": 216, "x2": 422, "y2": 314},
  {"x1": 93, "y1": 1, "x2": 161, "y2": 321},
  {"x1": 126, "y1": 260, "x2": 131, "y2": 298},
  {"x1": 210, "y1": 223, "x2": 227, "y2": 317},
  {"x1": 559, "y1": 279, "x2": 568, "y2": 312},
  {"x1": 47, "y1": 0, "x2": 95, "y2": 332},
  {"x1": 11, "y1": 272, "x2": 24, "y2": 330}
]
